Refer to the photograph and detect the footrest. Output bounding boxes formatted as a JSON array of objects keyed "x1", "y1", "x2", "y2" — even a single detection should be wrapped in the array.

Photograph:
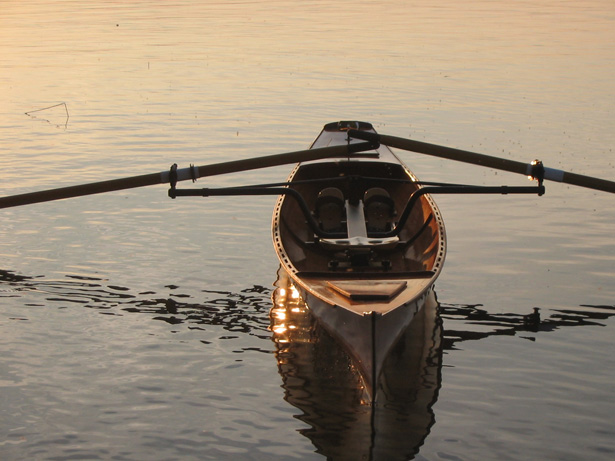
[{"x1": 326, "y1": 280, "x2": 407, "y2": 301}]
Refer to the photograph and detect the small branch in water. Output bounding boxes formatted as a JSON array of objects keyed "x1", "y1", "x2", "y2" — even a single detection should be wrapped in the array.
[{"x1": 25, "y1": 102, "x2": 70, "y2": 128}]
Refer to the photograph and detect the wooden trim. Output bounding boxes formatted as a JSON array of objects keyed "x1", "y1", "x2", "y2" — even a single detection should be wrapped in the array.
[{"x1": 296, "y1": 270, "x2": 435, "y2": 280}]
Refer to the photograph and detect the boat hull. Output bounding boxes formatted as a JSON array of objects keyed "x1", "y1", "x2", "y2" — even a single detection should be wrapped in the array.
[
  {"x1": 303, "y1": 281, "x2": 432, "y2": 399},
  {"x1": 270, "y1": 266, "x2": 443, "y2": 458}
]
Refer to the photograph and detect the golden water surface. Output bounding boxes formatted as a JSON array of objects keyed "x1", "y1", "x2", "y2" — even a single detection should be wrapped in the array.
[{"x1": 0, "y1": 1, "x2": 614, "y2": 460}]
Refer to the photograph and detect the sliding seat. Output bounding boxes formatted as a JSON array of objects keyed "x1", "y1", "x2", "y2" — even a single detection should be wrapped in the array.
[
  {"x1": 364, "y1": 188, "x2": 396, "y2": 233},
  {"x1": 315, "y1": 187, "x2": 345, "y2": 233}
]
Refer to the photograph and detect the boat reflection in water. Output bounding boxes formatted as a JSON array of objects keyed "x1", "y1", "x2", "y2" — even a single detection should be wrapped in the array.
[{"x1": 270, "y1": 267, "x2": 442, "y2": 460}]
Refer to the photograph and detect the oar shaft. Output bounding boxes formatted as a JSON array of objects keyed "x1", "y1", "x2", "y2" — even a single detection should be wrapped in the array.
[
  {"x1": 0, "y1": 142, "x2": 377, "y2": 209},
  {"x1": 159, "y1": 142, "x2": 376, "y2": 183},
  {"x1": 380, "y1": 134, "x2": 615, "y2": 194},
  {"x1": 0, "y1": 173, "x2": 161, "y2": 209},
  {"x1": 380, "y1": 134, "x2": 529, "y2": 174},
  {"x1": 552, "y1": 170, "x2": 615, "y2": 194}
]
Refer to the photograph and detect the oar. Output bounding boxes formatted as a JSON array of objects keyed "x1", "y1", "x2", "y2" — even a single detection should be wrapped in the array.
[
  {"x1": 348, "y1": 130, "x2": 615, "y2": 194},
  {"x1": 0, "y1": 141, "x2": 378, "y2": 209}
]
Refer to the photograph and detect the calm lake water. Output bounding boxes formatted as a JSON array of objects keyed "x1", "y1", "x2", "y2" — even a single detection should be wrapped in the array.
[{"x1": 1, "y1": 1, "x2": 614, "y2": 459}]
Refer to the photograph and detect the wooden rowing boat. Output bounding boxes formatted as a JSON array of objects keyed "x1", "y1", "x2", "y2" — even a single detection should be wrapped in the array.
[
  {"x1": 2, "y1": 118, "x2": 610, "y2": 403},
  {"x1": 271, "y1": 121, "x2": 446, "y2": 401}
]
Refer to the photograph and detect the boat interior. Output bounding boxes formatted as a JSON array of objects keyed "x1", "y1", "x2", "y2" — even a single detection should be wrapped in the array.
[{"x1": 274, "y1": 159, "x2": 444, "y2": 277}]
